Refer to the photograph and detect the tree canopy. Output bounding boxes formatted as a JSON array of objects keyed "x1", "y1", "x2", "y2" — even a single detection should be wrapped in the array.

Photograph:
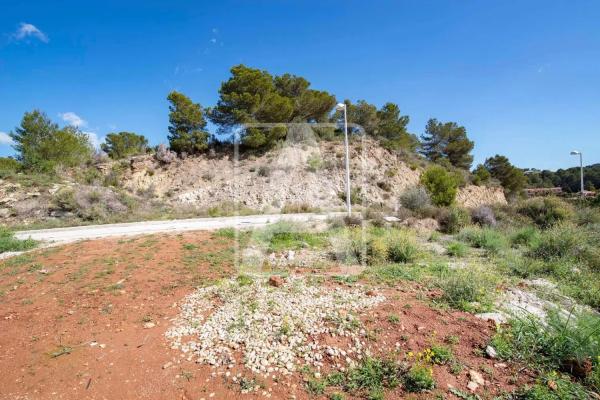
[
  {"x1": 420, "y1": 119, "x2": 474, "y2": 170},
  {"x1": 330, "y1": 100, "x2": 418, "y2": 151},
  {"x1": 101, "y1": 131, "x2": 148, "y2": 159},
  {"x1": 484, "y1": 154, "x2": 526, "y2": 197},
  {"x1": 209, "y1": 65, "x2": 336, "y2": 149},
  {"x1": 9, "y1": 110, "x2": 92, "y2": 172},
  {"x1": 525, "y1": 164, "x2": 600, "y2": 192},
  {"x1": 167, "y1": 91, "x2": 210, "y2": 154}
]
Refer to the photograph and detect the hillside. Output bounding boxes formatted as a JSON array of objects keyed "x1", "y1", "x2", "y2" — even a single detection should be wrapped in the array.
[{"x1": 0, "y1": 139, "x2": 505, "y2": 227}]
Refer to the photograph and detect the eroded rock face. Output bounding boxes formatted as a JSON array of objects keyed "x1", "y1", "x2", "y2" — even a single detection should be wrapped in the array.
[
  {"x1": 117, "y1": 140, "x2": 506, "y2": 211},
  {"x1": 456, "y1": 185, "x2": 507, "y2": 208}
]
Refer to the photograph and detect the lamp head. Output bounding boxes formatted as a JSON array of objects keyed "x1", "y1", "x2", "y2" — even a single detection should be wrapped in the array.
[
  {"x1": 570, "y1": 150, "x2": 581, "y2": 155},
  {"x1": 335, "y1": 103, "x2": 346, "y2": 111}
]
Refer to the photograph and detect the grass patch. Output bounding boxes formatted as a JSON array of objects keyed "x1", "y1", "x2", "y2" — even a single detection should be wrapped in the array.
[
  {"x1": 0, "y1": 227, "x2": 37, "y2": 254},
  {"x1": 446, "y1": 241, "x2": 468, "y2": 257},
  {"x1": 435, "y1": 266, "x2": 500, "y2": 312},
  {"x1": 344, "y1": 357, "x2": 400, "y2": 398},
  {"x1": 459, "y1": 226, "x2": 508, "y2": 255}
]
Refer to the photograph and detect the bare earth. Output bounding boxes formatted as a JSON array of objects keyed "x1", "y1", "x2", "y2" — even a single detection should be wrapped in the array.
[{"x1": 0, "y1": 232, "x2": 534, "y2": 399}]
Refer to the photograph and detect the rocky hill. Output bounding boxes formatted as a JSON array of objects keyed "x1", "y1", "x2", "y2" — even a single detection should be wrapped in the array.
[{"x1": 0, "y1": 139, "x2": 506, "y2": 227}]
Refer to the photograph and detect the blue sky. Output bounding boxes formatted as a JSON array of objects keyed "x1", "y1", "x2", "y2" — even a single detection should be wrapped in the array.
[{"x1": 1, "y1": 1, "x2": 599, "y2": 170}]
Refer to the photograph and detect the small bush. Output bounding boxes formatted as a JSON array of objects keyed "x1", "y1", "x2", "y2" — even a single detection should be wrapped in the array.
[
  {"x1": 430, "y1": 345, "x2": 453, "y2": 365},
  {"x1": 399, "y1": 186, "x2": 431, "y2": 212},
  {"x1": 516, "y1": 371, "x2": 589, "y2": 399},
  {"x1": 386, "y1": 232, "x2": 418, "y2": 263},
  {"x1": 403, "y1": 364, "x2": 435, "y2": 392},
  {"x1": 438, "y1": 206, "x2": 471, "y2": 234},
  {"x1": 281, "y1": 202, "x2": 319, "y2": 214},
  {"x1": 446, "y1": 242, "x2": 468, "y2": 257},
  {"x1": 495, "y1": 309, "x2": 600, "y2": 377},
  {"x1": 510, "y1": 226, "x2": 541, "y2": 248},
  {"x1": 436, "y1": 267, "x2": 499, "y2": 312},
  {"x1": 344, "y1": 357, "x2": 400, "y2": 395},
  {"x1": 527, "y1": 223, "x2": 584, "y2": 262},
  {"x1": 306, "y1": 153, "x2": 323, "y2": 172},
  {"x1": 576, "y1": 207, "x2": 600, "y2": 226},
  {"x1": 471, "y1": 206, "x2": 497, "y2": 227},
  {"x1": 257, "y1": 165, "x2": 271, "y2": 177},
  {"x1": 366, "y1": 236, "x2": 388, "y2": 265},
  {"x1": 0, "y1": 157, "x2": 21, "y2": 176},
  {"x1": 459, "y1": 227, "x2": 508, "y2": 254},
  {"x1": 420, "y1": 165, "x2": 459, "y2": 206},
  {"x1": 518, "y1": 197, "x2": 574, "y2": 229},
  {"x1": 155, "y1": 143, "x2": 177, "y2": 164}
]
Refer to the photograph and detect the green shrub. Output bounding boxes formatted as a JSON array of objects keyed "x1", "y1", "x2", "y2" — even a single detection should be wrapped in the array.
[
  {"x1": 0, "y1": 157, "x2": 21, "y2": 176},
  {"x1": 420, "y1": 165, "x2": 459, "y2": 206},
  {"x1": 0, "y1": 227, "x2": 37, "y2": 254},
  {"x1": 527, "y1": 223, "x2": 584, "y2": 262},
  {"x1": 399, "y1": 186, "x2": 431, "y2": 212},
  {"x1": 430, "y1": 345, "x2": 453, "y2": 365},
  {"x1": 510, "y1": 226, "x2": 541, "y2": 248},
  {"x1": 366, "y1": 236, "x2": 388, "y2": 265},
  {"x1": 516, "y1": 372, "x2": 589, "y2": 399},
  {"x1": 436, "y1": 267, "x2": 499, "y2": 312},
  {"x1": 446, "y1": 242, "x2": 468, "y2": 257},
  {"x1": 306, "y1": 153, "x2": 323, "y2": 172},
  {"x1": 403, "y1": 364, "x2": 435, "y2": 392},
  {"x1": 518, "y1": 197, "x2": 574, "y2": 229},
  {"x1": 344, "y1": 358, "x2": 400, "y2": 395},
  {"x1": 459, "y1": 227, "x2": 508, "y2": 254},
  {"x1": 386, "y1": 232, "x2": 418, "y2": 263},
  {"x1": 438, "y1": 206, "x2": 471, "y2": 234},
  {"x1": 496, "y1": 309, "x2": 600, "y2": 376},
  {"x1": 575, "y1": 207, "x2": 600, "y2": 226}
]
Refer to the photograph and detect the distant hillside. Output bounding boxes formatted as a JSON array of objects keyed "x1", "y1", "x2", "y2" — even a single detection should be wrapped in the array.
[{"x1": 525, "y1": 164, "x2": 600, "y2": 192}]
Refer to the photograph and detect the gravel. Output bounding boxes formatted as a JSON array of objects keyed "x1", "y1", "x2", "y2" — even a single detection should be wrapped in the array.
[{"x1": 166, "y1": 276, "x2": 384, "y2": 376}]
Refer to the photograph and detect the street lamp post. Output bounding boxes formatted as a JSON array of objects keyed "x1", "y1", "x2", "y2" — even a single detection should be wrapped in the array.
[
  {"x1": 570, "y1": 150, "x2": 584, "y2": 198},
  {"x1": 336, "y1": 103, "x2": 352, "y2": 216}
]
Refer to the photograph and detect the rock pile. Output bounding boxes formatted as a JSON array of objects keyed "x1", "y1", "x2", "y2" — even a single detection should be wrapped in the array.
[{"x1": 166, "y1": 276, "x2": 385, "y2": 376}]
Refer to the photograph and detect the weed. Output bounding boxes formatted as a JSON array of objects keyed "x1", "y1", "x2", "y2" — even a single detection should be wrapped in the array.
[
  {"x1": 387, "y1": 314, "x2": 400, "y2": 324},
  {"x1": 435, "y1": 267, "x2": 499, "y2": 312},
  {"x1": 344, "y1": 357, "x2": 400, "y2": 395},
  {"x1": 306, "y1": 379, "x2": 325, "y2": 395},
  {"x1": 49, "y1": 345, "x2": 73, "y2": 358},
  {"x1": 447, "y1": 242, "x2": 468, "y2": 257},
  {"x1": 236, "y1": 274, "x2": 253, "y2": 286},
  {"x1": 404, "y1": 364, "x2": 435, "y2": 392},
  {"x1": 515, "y1": 371, "x2": 589, "y2": 399},
  {"x1": 459, "y1": 227, "x2": 508, "y2": 254},
  {"x1": 430, "y1": 344, "x2": 453, "y2": 365}
]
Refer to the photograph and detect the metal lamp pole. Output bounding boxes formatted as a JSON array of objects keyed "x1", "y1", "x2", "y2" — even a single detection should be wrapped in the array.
[
  {"x1": 570, "y1": 150, "x2": 584, "y2": 198},
  {"x1": 336, "y1": 103, "x2": 352, "y2": 216}
]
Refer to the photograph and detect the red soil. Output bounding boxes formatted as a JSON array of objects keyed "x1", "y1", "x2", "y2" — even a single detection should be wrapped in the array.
[{"x1": 0, "y1": 233, "x2": 534, "y2": 399}]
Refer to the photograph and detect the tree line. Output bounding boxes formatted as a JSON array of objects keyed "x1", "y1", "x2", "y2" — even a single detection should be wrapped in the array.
[
  {"x1": 526, "y1": 164, "x2": 600, "y2": 192},
  {"x1": 1, "y1": 64, "x2": 537, "y2": 196}
]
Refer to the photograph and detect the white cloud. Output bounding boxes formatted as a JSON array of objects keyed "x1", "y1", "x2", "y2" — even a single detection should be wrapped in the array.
[
  {"x1": 14, "y1": 23, "x2": 48, "y2": 43},
  {"x1": 0, "y1": 131, "x2": 14, "y2": 145},
  {"x1": 59, "y1": 112, "x2": 86, "y2": 128},
  {"x1": 84, "y1": 131, "x2": 105, "y2": 150}
]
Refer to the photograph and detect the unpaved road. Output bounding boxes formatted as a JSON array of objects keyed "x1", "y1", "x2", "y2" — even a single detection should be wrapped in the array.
[{"x1": 13, "y1": 212, "x2": 340, "y2": 244}]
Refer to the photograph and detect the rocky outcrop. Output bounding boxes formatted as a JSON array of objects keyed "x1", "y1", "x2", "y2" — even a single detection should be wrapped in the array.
[
  {"x1": 116, "y1": 140, "x2": 506, "y2": 211},
  {"x1": 456, "y1": 185, "x2": 507, "y2": 208}
]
